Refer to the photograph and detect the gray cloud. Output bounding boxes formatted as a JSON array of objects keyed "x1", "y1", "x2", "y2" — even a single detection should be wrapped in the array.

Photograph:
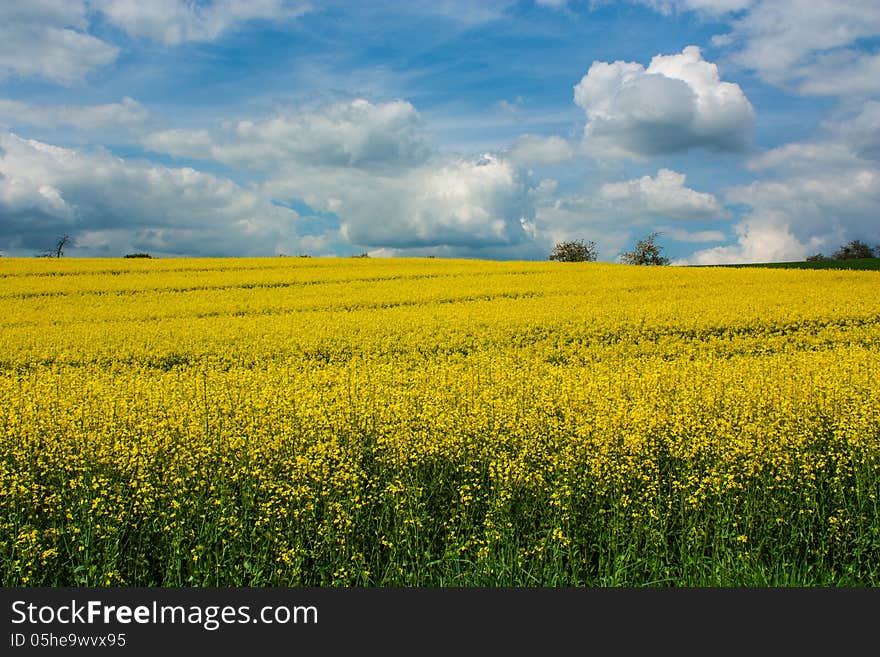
[
  {"x1": 143, "y1": 98, "x2": 544, "y2": 256},
  {"x1": 824, "y1": 101, "x2": 880, "y2": 161},
  {"x1": 143, "y1": 99, "x2": 432, "y2": 172},
  {"x1": 1, "y1": 114, "x2": 542, "y2": 259},
  {"x1": 0, "y1": 131, "x2": 304, "y2": 257},
  {"x1": 507, "y1": 134, "x2": 575, "y2": 165}
]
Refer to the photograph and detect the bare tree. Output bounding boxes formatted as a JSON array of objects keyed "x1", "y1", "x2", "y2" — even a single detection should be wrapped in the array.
[{"x1": 43, "y1": 234, "x2": 71, "y2": 258}]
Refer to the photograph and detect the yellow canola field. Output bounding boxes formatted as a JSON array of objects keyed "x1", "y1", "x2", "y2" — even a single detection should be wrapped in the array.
[{"x1": 1, "y1": 257, "x2": 878, "y2": 586}]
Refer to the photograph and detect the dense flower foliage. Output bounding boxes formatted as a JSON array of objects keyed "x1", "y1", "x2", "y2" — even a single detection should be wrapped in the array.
[{"x1": 1, "y1": 257, "x2": 878, "y2": 585}]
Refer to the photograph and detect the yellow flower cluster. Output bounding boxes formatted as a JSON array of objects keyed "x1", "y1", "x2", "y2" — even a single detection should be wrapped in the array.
[{"x1": 1, "y1": 257, "x2": 878, "y2": 585}]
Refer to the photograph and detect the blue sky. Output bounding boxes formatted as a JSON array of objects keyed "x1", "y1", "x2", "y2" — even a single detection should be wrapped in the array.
[{"x1": 0, "y1": 1, "x2": 878, "y2": 263}]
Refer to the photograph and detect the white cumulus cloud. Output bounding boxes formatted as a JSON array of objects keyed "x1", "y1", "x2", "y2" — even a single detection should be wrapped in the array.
[
  {"x1": 534, "y1": 168, "x2": 726, "y2": 261},
  {"x1": 0, "y1": 2, "x2": 118, "y2": 84},
  {"x1": 264, "y1": 153, "x2": 536, "y2": 251},
  {"x1": 574, "y1": 45, "x2": 755, "y2": 158},
  {"x1": 599, "y1": 168, "x2": 725, "y2": 220}
]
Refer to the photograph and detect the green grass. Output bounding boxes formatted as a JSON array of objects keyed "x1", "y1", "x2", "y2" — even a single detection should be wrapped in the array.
[{"x1": 710, "y1": 258, "x2": 880, "y2": 271}]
